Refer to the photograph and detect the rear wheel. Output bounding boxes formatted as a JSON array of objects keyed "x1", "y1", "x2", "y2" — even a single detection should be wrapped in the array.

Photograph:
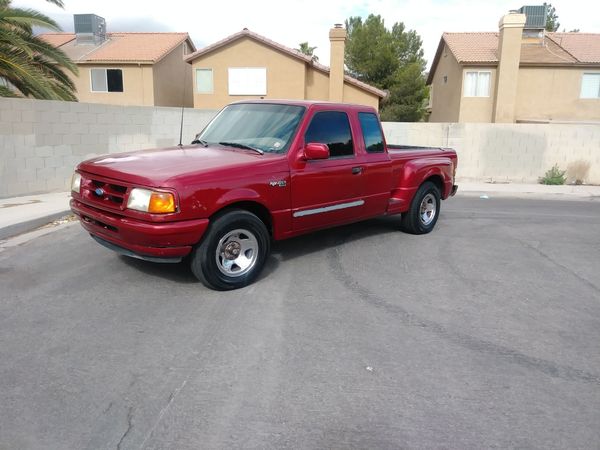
[
  {"x1": 401, "y1": 181, "x2": 441, "y2": 234},
  {"x1": 190, "y1": 210, "x2": 270, "y2": 290}
]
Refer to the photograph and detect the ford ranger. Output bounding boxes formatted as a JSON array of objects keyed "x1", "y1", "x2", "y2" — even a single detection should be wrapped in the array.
[{"x1": 70, "y1": 100, "x2": 458, "y2": 290}]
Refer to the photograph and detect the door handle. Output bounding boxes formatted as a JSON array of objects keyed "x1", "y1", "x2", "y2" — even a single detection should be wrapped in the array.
[{"x1": 352, "y1": 166, "x2": 363, "y2": 175}]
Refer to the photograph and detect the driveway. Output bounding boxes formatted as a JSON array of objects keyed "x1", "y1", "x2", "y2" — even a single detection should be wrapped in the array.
[{"x1": 1, "y1": 197, "x2": 599, "y2": 449}]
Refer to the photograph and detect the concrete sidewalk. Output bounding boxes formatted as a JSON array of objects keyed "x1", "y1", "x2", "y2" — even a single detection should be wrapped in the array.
[
  {"x1": 456, "y1": 181, "x2": 600, "y2": 200},
  {"x1": 0, "y1": 192, "x2": 71, "y2": 240},
  {"x1": 1, "y1": 182, "x2": 600, "y2": 240}
]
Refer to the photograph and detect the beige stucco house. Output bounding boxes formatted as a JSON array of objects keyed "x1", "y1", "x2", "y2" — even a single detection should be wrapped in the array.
[
  {"x1": 41, "y1": 15, "x2": 196, "y2": 107},
  {"x1": 427, "y1": 12, "x2": 600, "y2": 123},
  {"x1": 184, "y1": 26, "x2": 386, "y2": 110}
]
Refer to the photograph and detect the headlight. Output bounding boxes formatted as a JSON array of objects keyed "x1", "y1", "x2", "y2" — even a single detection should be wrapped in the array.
[
  {"x1": 127, "y1": 188, "x2": 176, "y2": 214},
  {"x1": 71, "y1": 172, "x2": 81, "y2": 193}
]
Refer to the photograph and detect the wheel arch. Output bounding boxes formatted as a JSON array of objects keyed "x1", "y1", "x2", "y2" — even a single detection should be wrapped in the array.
[
  {"x1": 211, "y1": 200, "x2": 273, "y2": 236},
  {"x1": 422, "y1": 174, "x2": 444, "y2": 197}
]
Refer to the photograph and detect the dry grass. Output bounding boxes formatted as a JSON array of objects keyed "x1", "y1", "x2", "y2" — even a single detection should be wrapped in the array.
[{"x1": 566, "y1": 160, "x2": 591, "y2": 185}]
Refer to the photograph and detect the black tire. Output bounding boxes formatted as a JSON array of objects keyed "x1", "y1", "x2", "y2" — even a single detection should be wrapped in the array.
[
  {"x1": 190, "y1": 209, "x2": 270, "y2": 290},
  {"x1": 401, "y1": 181, "x2": 441, "y2": 235}
]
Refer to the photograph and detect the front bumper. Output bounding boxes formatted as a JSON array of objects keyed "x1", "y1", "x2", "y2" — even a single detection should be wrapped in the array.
[
  {"x1": 451, "y1": 184, "x2": 458, "y2": 196},
  {"x1": 70, "y1": 199, "x2": 209, "y2": 261}
]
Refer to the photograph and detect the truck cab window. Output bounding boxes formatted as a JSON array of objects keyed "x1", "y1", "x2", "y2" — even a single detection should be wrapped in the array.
[
  {"x1": 305, "y1": 111, "x2": 353, "y2": 158},
  {"x1": 358, "y1": 112, "x2": 384, "y2": 153}
]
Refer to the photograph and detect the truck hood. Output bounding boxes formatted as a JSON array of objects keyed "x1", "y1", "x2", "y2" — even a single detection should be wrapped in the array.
[{"x1": 77, "y1": 145, "x2": 285, "y2": 187}]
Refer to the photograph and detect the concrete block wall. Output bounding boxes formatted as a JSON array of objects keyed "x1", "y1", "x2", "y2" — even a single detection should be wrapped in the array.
[
  {"x1": 0, "y1": 98, "x2": 217, "y2": 197},
  {"x1": 382, "y1": 122, "x2": 600, "y2": 184},
  {"x1": 2, "y1": 97, "x2": 599, "y2": 197}
]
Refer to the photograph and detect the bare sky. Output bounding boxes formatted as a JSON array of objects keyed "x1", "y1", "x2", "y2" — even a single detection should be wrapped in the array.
[{"x1": 14, "y1": 0, "x2": 600, "y2": 69}]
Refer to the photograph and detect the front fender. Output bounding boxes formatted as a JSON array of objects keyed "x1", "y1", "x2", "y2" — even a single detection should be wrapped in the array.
[{"x1": 213, "y1": 188, "x2": 265, "y2": 211}]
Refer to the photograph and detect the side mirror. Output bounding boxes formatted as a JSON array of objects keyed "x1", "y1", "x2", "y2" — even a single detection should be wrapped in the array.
[{"x1": 304, "y1": 143, "x2": 329, "y2": 160}]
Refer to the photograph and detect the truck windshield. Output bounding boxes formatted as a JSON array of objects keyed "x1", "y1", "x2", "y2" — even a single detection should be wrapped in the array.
[{"x1": 197, "y1": 103, "x2": 306, "y2": 153}]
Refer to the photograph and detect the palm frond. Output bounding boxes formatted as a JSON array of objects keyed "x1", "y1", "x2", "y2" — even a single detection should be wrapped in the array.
[
  {"x1": 0, "y1": 7, "x2": 61, "y2": 32},
  {"x1": 45, "y1": 0, "x2": 64, "y2": 8},
  {"x1": 0, "y1": 1, "x2": 77, "y2": 100},
  {"x1": 0, "y1": 84, "x2": 19, "y2": 97}
]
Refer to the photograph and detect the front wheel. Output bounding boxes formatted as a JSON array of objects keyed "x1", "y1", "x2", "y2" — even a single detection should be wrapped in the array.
[
  {"x1": 190, "y1": 210, "x2": 270, "y2": 290},
  {"x1": 401, "y1": 181, "x2": 441, "y2": 235}
]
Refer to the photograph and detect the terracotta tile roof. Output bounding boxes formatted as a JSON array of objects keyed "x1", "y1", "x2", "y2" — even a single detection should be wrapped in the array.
[
  {"x1": 428, "y1": 31, "x2": 600, "y2": 84},
  {"x1": 443, "y1": 32, "x2": 499, "y2": 63},
  {"x1": 547, "y1": 33, "x2": 600, "y2": 63},
  {"x1": 39, "y1": 32, "x2": 195, "y2": 64},
  {"x1": 441, "y1": 31, "x2": 600, "y2": 65},
  {"x1": 39, "y1": 33, "x2": 75, "y2": 47},
  {"x1": 520, "y1": 37, "x2": 577, "y2": 64},
  {"x1": 185, "y1": 29, "x2": 387, "y2": 98}
]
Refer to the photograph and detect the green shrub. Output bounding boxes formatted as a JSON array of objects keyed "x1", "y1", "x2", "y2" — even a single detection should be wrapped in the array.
[{"x1": 539, "y1": 164, "x2": 566, "y2": 185}]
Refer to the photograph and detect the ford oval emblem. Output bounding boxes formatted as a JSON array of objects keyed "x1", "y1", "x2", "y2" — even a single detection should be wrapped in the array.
[{"x1": 95, "y1": 187, "x2": 104, "y2": 196}]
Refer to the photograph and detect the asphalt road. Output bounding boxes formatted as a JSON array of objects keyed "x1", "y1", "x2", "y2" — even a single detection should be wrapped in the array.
[{"x1": 1, "y1": 197, "x2": 599, "y2": 449}]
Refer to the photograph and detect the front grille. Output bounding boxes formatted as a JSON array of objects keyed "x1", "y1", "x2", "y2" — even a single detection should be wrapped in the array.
[
  {"x1": 80, "y1": 176, "x2": 129, "y2": 210},
  {"x1": 91, "y1": 180, "x2": 126, "y2": 204}
]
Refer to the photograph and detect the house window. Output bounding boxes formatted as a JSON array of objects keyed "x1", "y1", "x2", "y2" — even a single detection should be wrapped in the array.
[
  {"x1": 580, "y1": 73, "x2": 600, "y2": 99},
  {"x1": 228, "y1": 67, "x2": 266, "y2": 95},
  {"x1": 196, "y1": 68, "x2": 213, "y2": 94},
  {"x1": 90, "y1": 68, "x2": 123, "y2": 92},
  {"x1": 305, "y1": 111, "x2": 354, "y2": 158},
  {"x1": 464, "y1": 71, "x2": 491, "y2": 97}
]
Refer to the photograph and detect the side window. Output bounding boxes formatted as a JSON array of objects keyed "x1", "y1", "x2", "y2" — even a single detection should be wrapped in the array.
[
  {"x1": 196, "y1": 68, "x2": 213, "y2": 94},
  {"x1": 90, "y1": 68, "x2": 123, "y2": 93},
  {"x1": 305, "y1": 111, "x2": 353, "y2": 158},
  {"x1": 463, "y1": 71, "x2": 491, "y2": 97},
  {"x1": 358, "y1": 112, "x2": 384, "y2": 153},
  {"x1": 580, "y1": 73, "x2": 600, "y2": 99}
]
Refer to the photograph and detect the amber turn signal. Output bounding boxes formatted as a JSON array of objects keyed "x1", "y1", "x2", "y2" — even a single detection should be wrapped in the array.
[{"x1": 148, "y1": 192, "x2": 176, "y2": 214}]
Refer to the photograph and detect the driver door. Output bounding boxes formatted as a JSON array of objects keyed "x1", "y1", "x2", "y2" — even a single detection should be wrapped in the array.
[{"x1": 290, "y1": 109, "x2": 365, "y2": 232}]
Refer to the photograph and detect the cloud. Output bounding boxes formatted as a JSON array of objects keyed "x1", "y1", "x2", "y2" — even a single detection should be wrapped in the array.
[{"x1": 15, "y1": 0, "x2": 600, "y2": 69}]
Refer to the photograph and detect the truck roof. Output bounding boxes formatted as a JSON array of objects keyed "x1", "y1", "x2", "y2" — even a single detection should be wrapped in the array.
[{"x1": 229, "y1": 99, "x2": 378, "y2": 112}]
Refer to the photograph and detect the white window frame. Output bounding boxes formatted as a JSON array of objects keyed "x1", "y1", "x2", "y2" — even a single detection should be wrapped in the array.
[
  {"x1": 195, "y1": 68, "x2": 214, "y2": 94},
  {"x1": 463, "y1": 70, "x2": 491, "y2": 98},
  {"x1": 228, "y1": 67, "x2": 267, "y2": 96},
  {"x1": 580, "y1": 72, "x2": 600, "y2": 99},
  {"x1": 90, "y1": 68, "x2": 124, "y2": 93}
]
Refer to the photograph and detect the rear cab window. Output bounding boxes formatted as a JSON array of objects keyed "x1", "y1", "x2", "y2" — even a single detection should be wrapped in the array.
[{"x1": 304, "y1": 111, "x2": 354, "y2": 158}]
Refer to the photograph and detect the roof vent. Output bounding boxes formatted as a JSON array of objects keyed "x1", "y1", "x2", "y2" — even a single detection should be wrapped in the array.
[
  {"x1": 74, "y1": 14, "x2": 106, "y2": 45},
  {"x1": 518, "y1": 5, "x2": 547, "y2": 29}
]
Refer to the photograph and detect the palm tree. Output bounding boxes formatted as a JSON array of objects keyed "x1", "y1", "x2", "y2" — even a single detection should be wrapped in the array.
[
  {"x1": 0, "y1": 0, "x2": 78, "y2": 100},
  {"x1": 296, "y1": 42, "x2": 319, "y2": 62}
]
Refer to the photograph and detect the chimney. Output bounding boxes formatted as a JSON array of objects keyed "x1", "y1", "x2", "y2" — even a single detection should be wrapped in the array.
[
  {"x1": 328, "y1": 24, "x2": 346, "y2": 102},
  {"x1": 74, "y1": 14, "x2": 106, "y2": 45},
  {"x1": 492, "y1": 12, "x2": 526, "y2": 122}
]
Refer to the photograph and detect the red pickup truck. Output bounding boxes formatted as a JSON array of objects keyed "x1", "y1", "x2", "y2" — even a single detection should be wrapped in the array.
[{"x1": 70, "y1": 100, "x2": 457, "y2": 290}]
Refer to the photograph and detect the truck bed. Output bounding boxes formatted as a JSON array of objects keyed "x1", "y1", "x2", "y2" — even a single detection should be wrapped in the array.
[{"x1": 387, "y1": 144, "x2": 451, "y2": 153}]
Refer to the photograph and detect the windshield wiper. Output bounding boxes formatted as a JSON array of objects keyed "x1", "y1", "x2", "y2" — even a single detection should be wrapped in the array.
[
  {"x1": 191, "y1": 138, "x2": 208, "y2": 147},
  {"x1": 218, "y1": 141, "x2": 264, "y2": 155}
]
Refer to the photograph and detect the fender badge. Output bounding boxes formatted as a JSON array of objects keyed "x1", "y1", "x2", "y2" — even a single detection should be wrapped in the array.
[{"x1": 269, "y1": 180, "x2": 287, "y2": 187}]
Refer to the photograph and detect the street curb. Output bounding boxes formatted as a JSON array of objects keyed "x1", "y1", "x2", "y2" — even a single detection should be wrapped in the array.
[
  {"x1": 455, "y1": 191, "x2": 600, "y2": 201},
  {"x1": 0, "y1": 209, "x2": 71, "y2": 240}
]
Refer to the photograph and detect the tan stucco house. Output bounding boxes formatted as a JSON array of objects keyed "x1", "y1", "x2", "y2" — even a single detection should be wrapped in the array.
[
  {"x1": 184, "y1": 26, "x2": 386, "y2": 110},
  {"x1": 427, "y1": 11, "x2": 600, "y2": 123},
  {"x1": 41, "y1": 14, "x2": 196, "y2": 107}
]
